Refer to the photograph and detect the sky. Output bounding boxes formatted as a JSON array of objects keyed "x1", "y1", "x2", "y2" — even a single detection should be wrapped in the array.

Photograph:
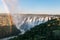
[{"x1": 0, "y1": 0, "x2": 60, "y2": 14}]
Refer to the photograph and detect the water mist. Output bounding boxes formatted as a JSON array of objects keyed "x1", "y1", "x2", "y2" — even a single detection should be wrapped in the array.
[{"x1": 2, "y1": 0, "x2": 22, "y2": 32}]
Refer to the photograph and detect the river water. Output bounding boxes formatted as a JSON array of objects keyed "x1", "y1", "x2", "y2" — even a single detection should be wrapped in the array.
[{"x1": 0, "y1": 36, "x2": 17, "y2": 40}]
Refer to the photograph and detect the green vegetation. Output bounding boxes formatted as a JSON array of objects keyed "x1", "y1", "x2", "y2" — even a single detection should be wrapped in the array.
[{"x1": 10, "y1": 18, "x2": 60, "y2": 40}]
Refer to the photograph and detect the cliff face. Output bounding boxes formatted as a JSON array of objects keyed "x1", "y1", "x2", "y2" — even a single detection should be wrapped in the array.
[
  {"x1": 12, "y1": 14, "x2": 59, "y2": 34},
  {"x1": 0, "y1": 14, "x2": 20, "y2": 38},
  {"x1": 0, "y1": 14, "x2": 59, "y2": 39},
  {"x1": 10, "y1": 17, "x2": 60, "y2": 40}
]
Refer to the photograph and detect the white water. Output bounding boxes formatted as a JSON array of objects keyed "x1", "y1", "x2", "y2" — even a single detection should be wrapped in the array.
[
  {"x1": 0, "y1": 16, "x2": 50, "y2": 40},
  {"x1": 0, "y1": 36, "x2": 17, "y2": 40},
  {"x1": 12, "y1": 14, "x2": 52, "y2": 34}
]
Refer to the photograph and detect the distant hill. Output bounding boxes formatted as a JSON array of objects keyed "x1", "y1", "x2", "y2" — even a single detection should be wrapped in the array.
[{"x1": 9, "y1": 18, "x2": 60, "y2": 40}]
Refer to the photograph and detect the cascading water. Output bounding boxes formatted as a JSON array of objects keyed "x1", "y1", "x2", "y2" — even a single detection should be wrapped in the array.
[
  {"x1": 1, "y1": 0, "x2": 59, "y2": 40},
  {"x1": 1, "y1": 0, "x2": 52, "y2": 34},
  {"x1": 12, "y1": 14, "x2": 52, "y2": 34}
]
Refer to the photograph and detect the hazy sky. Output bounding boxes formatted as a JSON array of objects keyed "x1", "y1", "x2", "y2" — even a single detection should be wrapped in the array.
[{"x1": 0, "y1": 0, "x2": 60, "y2": 14}]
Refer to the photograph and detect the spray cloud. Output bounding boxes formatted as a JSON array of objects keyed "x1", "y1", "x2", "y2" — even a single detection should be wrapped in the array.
[
  {"x1": 2, "y1": 0, "x2": 20, "y2": 29},
  {"x1": 2, "y1": 0, "x2": 18, "y2": 13}
]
